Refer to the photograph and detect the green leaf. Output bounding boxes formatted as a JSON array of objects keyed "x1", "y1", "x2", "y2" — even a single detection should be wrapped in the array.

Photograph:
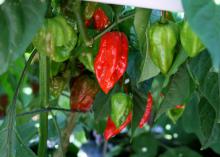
[
  {"x1": 167, "y1": 106, "x2": 185, "y2": 124},
  {"x1": 0, "y1": 116, "x2": 36, "y2": 157},
  {"x1": 159, "y1": 147, "x2": 202, "y2": 157},
  {"x1": 134, "y1": 8, "x2": 160, "y2": 82},
  {"x1": 156, "y1": 65, "x2": 194, "y2": 119},
  {"x1": 189, "y1": 51, "x2": 220, "y2": 122},
  {"x1": 182, "y1": 0, "x2": 220, "y2": 72},
  {"x1": 198, "y1": 98, "x2": 215, "y2": 144},
  {"x1": 0, "y1": 0, "x2": 47, "y2": 75},
  {"x1": 93, "y1": 84, "x2": 120, "y2": 132},
  {"x1": 163, "y1": 47, "x2": 188, "y2": 87},
  {"x1": 131, "y1": 87, "x2": 147, "y2": 135},
  {"x1": 131, "y1": 133, "x2": 158, "y2": 157}
]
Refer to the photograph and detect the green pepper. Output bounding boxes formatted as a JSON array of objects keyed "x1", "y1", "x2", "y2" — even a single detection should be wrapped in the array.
[
  {"x1": 111, "y1": 93, "x2": 132, "y2": 128},
  {"x1": 180, "y1": 21, "x2": 205, "y2": 57},
  {"x1": 33, "y1": 16, "x2": 77, "y2": 62},
  {"x1": 149, "y1": 21, "x2": 178, "y2": 74},
  {"x1": 84, "y1": 2, "x2": 97, "y2": 20},
  {"x1": 50, "y1": 76, "x2": 66, "y2": 98}
]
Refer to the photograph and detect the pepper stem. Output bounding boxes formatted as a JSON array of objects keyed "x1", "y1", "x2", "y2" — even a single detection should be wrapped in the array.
[{"x1": 160, "y1": 11, "x2": 168, "y2": 24}]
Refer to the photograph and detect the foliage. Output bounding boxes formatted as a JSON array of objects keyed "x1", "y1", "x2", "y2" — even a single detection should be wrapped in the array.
[{"x1": 0, "y1": 0, "x2": 220, "y2": 157}]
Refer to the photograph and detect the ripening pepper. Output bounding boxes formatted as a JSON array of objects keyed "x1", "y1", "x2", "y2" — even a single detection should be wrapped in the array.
[
  {"x1": 33, "y1": 16, "x2": 77, "y2": 62},
  {"x1": 139, "y1": 92, "x2": 153, "y2": 128},
  {"x1": 104, "y1": 112, "x2": 132, "y2": 141},
  {"x1": 50, "y1": 76, "x2": 66, "y2": 98},
  {"x1": 84, "y1": 2, "x2": 97, "y2": 20},
  {"x1": 111, "y1": 93, "x2": 132, "y2": 128},
  {"x1": 149, "y1": 21, "x2": 178, "y2": 74},
  {"x1": 180, "y1": 21, "x2": 205, "y2": 57},
  {"x1": 167, "y1": 104, "x2": 185, "y2": 124},
  {"x1": 70, "y1": 74, "x2": 99, "y2": 112},
  {"x1": 93, "y1": 8, "x2": 110, "y2": 30},
  {"x1": 94, "y1": 32, "x2": 128, "y2": 94}
]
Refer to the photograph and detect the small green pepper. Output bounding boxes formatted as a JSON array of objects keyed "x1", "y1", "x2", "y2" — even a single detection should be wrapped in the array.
[
  {"x1": 180, "y1": 21, "x2": 205, "y2": 57},
  {"x1": 149, "y1": 21, "x2": 178, "y2": 74},
  {"x1": 111, "y1": 93, "x2": 132, "y2": 128}
]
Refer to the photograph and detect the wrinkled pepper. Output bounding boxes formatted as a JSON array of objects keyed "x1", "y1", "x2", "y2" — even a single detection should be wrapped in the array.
[
  {"x1": 104, "y1": 112, "x2": 132, "y2": 141},
  {"x1": 70, "y1": 74, "x2": 99, "y2": 112},
  {"x1": 139, "y1": 92, "x2": 153, "y2": 128},
  {"x1": 93, "y1": 8, "x2": 110, "y2": 30},
  {"x1": 111, "y1": 93, "x2": 132, "y2": 128},
  {"x1": 50, "y1": 76, "x2": 66, "y2": 98},
  {"x1": 180, "y1": 21, "x2": 205, "y2": 57},
  {"x1": 94, "y1": 32, "x2": 128, "y2": 94},
  {"x1": 33, "y1": 16, "x2": 77, "y2": 62},
  {"x1": 149, "y1": 21, "x2": 178, "y2": 74}
]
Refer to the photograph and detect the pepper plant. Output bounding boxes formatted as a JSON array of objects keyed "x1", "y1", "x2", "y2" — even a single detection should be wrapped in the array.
[{"x1": 0, "y1": 0, "x2": 220, "y2": 157}]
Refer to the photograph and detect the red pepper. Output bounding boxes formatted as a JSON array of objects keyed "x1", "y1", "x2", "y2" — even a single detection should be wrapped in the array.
[
  {"x1": 94, "y1": 32, "x2": 128, "y2": 94},
  {"x1": 104, "y1": 112, "x2": 132, "y2": 141},
  {"x1": 85, "y1": 19, "x2": 92, "y2": 27},
  {"x1": 139, "y1": 92, "x2": 153, "y2": 128},
  {"x1": 93, "y1": 8, "x2": 110, "y2": 30},
  {"x1": 175, "y1": 104, "x2": 185, "y2": 109}
]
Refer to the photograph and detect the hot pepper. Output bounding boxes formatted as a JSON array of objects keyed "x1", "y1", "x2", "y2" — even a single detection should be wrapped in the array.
[
  {"x1": 93, "y1": 8, "x2": 110, "y2": 30},
  {"x1": 111, "y1": 92, "x2": 132, "y2": 128},
  {"x1": 139, "y1": 92, "x2": 153, "y2": 128},
  {"x1": 94, "y1": 32, "x2": 128, "y2": 94},
  {"x1": 70, "y1": 74, "x2": 99, "y2": 112},
  {"x1": 33, "y1": 16, "x2": 77, "y2": 62},
  {"x1": 180, "y1": 21, "x2": 205, "y2": 57},
  {"x1": 149, "y1": 20, "x2": 178, "y2": 74},
  {"x1": 104, "y1": 112, "x2": 132, "y2": 141}
]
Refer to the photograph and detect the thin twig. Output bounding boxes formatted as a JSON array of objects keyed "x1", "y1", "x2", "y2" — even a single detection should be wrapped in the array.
[
  {"x1": 92, "y1": 12, "x2": 135, "y2": 42},
  {"x1": 16, "y1": 107, "x2": 87, "y2": 117}
]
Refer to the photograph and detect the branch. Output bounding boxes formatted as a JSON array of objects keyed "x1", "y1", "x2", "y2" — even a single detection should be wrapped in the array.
[
  {"x1": 16, "y1": 107, "x2": 88, "y2": 117},
  {"x1": 92, "y1": 11, "x2": 135, "y2": 42},
  {"x1": 53, "y1": 113, "x2": 78, "y2": 157}
]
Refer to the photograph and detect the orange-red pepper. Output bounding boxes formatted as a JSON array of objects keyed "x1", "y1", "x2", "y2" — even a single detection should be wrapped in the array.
[
  {"x1": 139, "y1": 92, "x2": 153, "y2": 128},
  {"x1": 94, "y1": 32, "x2": 128, "y2": 94},
  {"x1": 104, "y1": 112, "x2": 132, "y2": 140}
]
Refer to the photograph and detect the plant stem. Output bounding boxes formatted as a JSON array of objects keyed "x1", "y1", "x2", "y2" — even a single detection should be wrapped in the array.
[
  {"x1": 38, "y1": 54, "x2": 49, "y2": 157},
  {"x1": 7, "y1": 49, "x2": 36, "y2": 155},
  {"x1": 92, "y1": 12, "x2": 135, "y2": 42},
  {"x1": 72, "y1": 0, "x2": 92, "y2": 47},
  {"x1": 50, "y1": 112, "x2": 64, "y2": 157},
  {"x1": 16, "y1": 107, "x2": 87, "y2": 117},
  {"x1": 53, "y1": 113, "x2": 78, "y2": 157}
]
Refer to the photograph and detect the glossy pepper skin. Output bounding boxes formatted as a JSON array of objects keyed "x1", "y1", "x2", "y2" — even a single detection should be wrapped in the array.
[
  {"x1": 180, "y1": 21, "x2": 205, "y2": 57},
  {"x1": 70, "y1": 75, "x2": 99, "y2": 112},
  {"x1": 149, "y1": 21, "x2": 178, "y2": 74},
  {"x1": 33, "y1": 16, "x2": 77, "y2": 62},
  {"x1": 93, "y1": 8, "x2": 110, "y2": 30},
  {"x1": 139, "y1": 92, "x2": 153, "y2": 128},
  {"x1": 104, "y1": 112, "x2": 132, "y2": 141},
  {"x1": 111, "y1": 93, "x2": 132, "y2": 128},
  {"x1": 94, "y1": 32, "x2": 128, "y2": 94}
]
